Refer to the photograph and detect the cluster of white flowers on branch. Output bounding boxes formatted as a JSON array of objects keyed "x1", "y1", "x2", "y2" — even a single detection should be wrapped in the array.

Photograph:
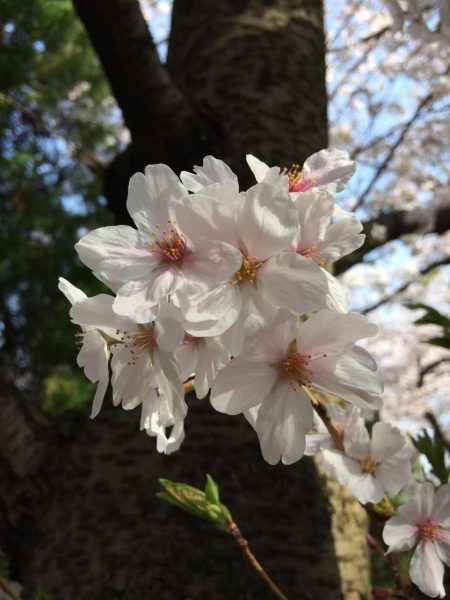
[{"x1": 60, "y1": 150, "x2": 449, "y2": 597}]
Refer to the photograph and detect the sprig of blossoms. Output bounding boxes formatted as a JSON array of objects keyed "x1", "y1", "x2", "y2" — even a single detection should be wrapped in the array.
[
  {"x1": 62, "y1": 148, "x2": 369, "y2": 459},
  {"x1": 60, "y1": 149, "x2": 449, "y2": 597}
]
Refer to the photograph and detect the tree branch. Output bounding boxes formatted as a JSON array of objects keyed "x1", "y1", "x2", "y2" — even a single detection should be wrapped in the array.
[
  {"x1": 419, "y1": 359, "x2": 450, "y2": 386},
  {"x1": 361, "y1": 257, "x2": 450, "y2": 314},
  {"x1": 334, "y1": 205, "x2": 450, "y2": 275},
  {"x1": 353, "y1": 64, "x2": 450, "y2": 210}
]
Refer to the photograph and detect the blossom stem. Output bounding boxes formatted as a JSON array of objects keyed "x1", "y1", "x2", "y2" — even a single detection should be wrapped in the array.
[
  {"x1": 302, "y1": 387, "x2": 344, "y2": 450},
  {"x1": 0, "y1": 575, "x2": 21, "y2": 600},
  {"x1": 226, "y1": 517, "x2": 289, "y2": 600}
]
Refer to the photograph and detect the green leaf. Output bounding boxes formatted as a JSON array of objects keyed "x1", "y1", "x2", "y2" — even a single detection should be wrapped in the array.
[
  {"x1": 205, "y1": 474, "x2": 220, "y2": 505},
  {"x1": 425, "y1": 337, "x2": 450, "y2": 350},
  {"x1": 411, "y1": 429, "x2": 449, "y2": 485},
  {"x1": 405, "y1": 303, "x2": 450, "y2": 328},
  {"x1": 157, "y1": 476, "x2": 231, "y2": 532}
]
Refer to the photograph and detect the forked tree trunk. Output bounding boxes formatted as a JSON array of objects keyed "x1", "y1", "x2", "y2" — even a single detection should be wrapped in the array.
[{"x1": 1, "y1": 1, "x2": 371, "y2": 598}]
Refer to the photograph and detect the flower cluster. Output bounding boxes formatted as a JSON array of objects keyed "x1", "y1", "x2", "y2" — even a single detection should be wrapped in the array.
[
  {"x1": 61, "y1": 149, "x2": 449, "y2": 597},
  {"x1": 60, "y1": 149, "x2": 381, "y2": 456}
]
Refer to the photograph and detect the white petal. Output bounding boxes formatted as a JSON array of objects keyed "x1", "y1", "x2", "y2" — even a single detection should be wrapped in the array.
[
  {"x1": 195, "y1": 342, "x2": 229, "y2": 399},
  {"x1": 410, "y1": 541, "x2": 446, "y2": 598},
  {"x1": 58, "y1": 278, "x2": 87, "y2": 305},
  {"x1": 174, "y1": 341, "x2": 198, "y2": 381},
  {"x1": 399, "y1": 483, "x2": 436, "y2": 523},
  {"x1": 77, "y1": 329, "x2": 109, "y2": 383},
  {"x1": 180, "y1": 156, "x2": 238, "y2": 192},
  {"x1": 90, "y1": 376, "x2": 109, "y2": 419},
  {"x1": 113, "y1": 268, "x2": 183, "y2": 323},
  {"x1": 375, "y1": 454, "x2": 412, "y2": 496},
  {"x1": 242, "y1": 312, "x2": 297, "y2": 362},
  {"x1": 246, "y1": 154, "x2": 271, "y2": 182},
  {"x1": 182, "y1": 284, "x2": 241, "y2": 336},
  {"x1": 435, "y1": 531, "x2": 450, "y2": 566},
  {"x1": 318, "y1": 217, "x2": 364, "y2": 264},
  {"x1": 181, "y1": 241, "x2": 242, "y2": 288},
  {"x1": 255, "y1": 383, "x2": 313, "y2": 465},
  {"x1": 296, "y1": 309, "x2": 378, "y2": 357},
  {"x1": 235, "y1": 183, "x2": 297, "y2": 259},
  {"x1": 433, "y1": 483, "x2": 450, "y2": 526},
  {"x1": 171, "y1": 191, "x2": 237, "y2": 246},
  {"x1": 383, "y1": 515, "x2": 419, "y2": 552},
  {"x1": 258, "y1": 252, "x2": 329, "y2": 314},
  {"x1": 312, "y1": 352, "x2": 383, "y2": 410},
  {"x1": 110, "y1": 344, "x2": 157, "y2": 407},
  {"x1": 343, "y1": 417, "x2": 371, "y2": 460},
  {"x1": 432, "y1": 484, "x2": 450, "y2": 525},
  {"x1": 302, "y1": 149, "x2": 356, "y2": 193},
  {"x1": 155, "y1": 317, "x2": 185, "y2": 352},
  {"x1": 70, "y1": 294, "x2": 134, "y2": 334},
  {"x1": 244, "y1": 404, "x2": 260, "y2": 429},
  {"x1": 75, "y1": 225, "x2": 152, "y2": 281},
  {"x1": 210, "y1": 358, "x2": 277, "y2": 415},
  {"x1": 347, "y1": 472, "x2": 384, "y2": 504},
  {"x1": 323, "y1": 269, "x2": 348, "y2": 313},
  {"x1": 295, "y1": 190, "x2": 334, "y2": 250},
  {"x1": 370, "y1": 422, "x2": 405, "y2": 462},
  {"x1": 127, "y1": 166, "x2": 186, "y2": 237},
  {"x1": 321, "y1": 449, "x2": 361, "y2": 483}
]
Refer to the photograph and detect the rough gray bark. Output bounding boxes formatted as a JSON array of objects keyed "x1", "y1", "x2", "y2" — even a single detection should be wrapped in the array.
[{"x1": 1, "y1": 1, "x2": 372, "y2": 598}]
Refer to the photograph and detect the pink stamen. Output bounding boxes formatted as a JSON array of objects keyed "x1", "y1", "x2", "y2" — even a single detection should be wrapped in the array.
[
  {"x1": 419, "y1": 519, "x2": 442, "y2": 543},
  {"x1": 149, "y1": 220, "x2": 187, "y2": 262}
]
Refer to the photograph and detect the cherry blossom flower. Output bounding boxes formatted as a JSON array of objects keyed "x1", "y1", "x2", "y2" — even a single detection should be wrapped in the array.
[
  {"x1": 175, "y1": 333, "x2": 230, "y2": 399},
  {"x1": 322, "y1": 416, "x2": 414, "y2": 504},
  {"x1": 210, "y1": 310, "x2": 382, "y2": 465},
  {"x1": 177, "y1": 180, "x2": 342, "y2": 351},
  {"x1": 246, "y1": 148, "x2": 356, "y2": 194},
  {"x1": 292, "y1": 190, "x2": 364, "y2": 267},
  {"x1": 75, "y1": 164, "x2": 241, "y2": 323},
  {"x1": 69, "y1": 293, "x2": 187, "y2": 454},
  {"x1": 383, "y1": 482, "x2": 450, "y2": 598},
  {"x1": 58, "y1": 277, "x2": 110, "y2": 419}
]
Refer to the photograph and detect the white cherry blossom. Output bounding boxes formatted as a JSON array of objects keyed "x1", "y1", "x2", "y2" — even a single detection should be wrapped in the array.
[
  {"x1": 322, "y1": 417, "x2": 414, "y2": 504},
  {"x1": 58, "y1": 277, "x2": 110, "y2": 419},
  {"x1": 177, "y1": 181, "x2": 342, "y2": 350},
  {"x1": 69, "y1": 293, "x2": 187, "y2": 454},
  {"x1": 75, "y1": 164, "x2": 241, "y2": 323},
  {"x1": 211, "y1": 310, "x2": 382, "y2": 465},
  {"x1": 383, "y1": 482, "x2": 450, "y2": 598},
  {"x1": 246, "y1": 148, "x2": 356, "y2": 194}
]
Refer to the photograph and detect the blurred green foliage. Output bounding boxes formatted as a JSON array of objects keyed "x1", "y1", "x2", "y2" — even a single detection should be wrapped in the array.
[
  {"x1": 0, "y1": 0, "x2": 121, "y2": 413},
  {"x1": 406, "y1": 302, "x2": 450, "y2": 350}
]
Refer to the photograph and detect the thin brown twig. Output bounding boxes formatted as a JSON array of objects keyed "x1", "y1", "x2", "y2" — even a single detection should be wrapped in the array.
[
  {"x1": 0, "y1": 575, "x2": 21, "y2": 600},
  {"x1": 361, "y1": 256, "x2": 450, "y2": 314},
  {"x1": 302, "y1": 386, "x2": 344, "y2": 450},
  {"x1": 226, "y1": 518, "x2": 289, "y2": 600}
]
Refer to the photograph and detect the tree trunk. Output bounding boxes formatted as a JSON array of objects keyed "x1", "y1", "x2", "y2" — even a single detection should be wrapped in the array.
[{"x1": 1, "y1": 1, "x2": 371, "y2": 598}]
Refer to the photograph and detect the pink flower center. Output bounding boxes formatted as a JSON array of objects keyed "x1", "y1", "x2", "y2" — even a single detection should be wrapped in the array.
[
  {"x1": 419, "y1": 520, "x2": 442, "y2": 543},
  {"x1": 283, "y1": 164, "x2": 315, "y2": 193},
  {"x1": 149, "y1": 220, "x2": 187, "y2": 262},
  {"x1": 183, "y1": 333, "x2": 202, "y2": 346},
  {"x1": 297, "y1": 244, "x2": 325, "y2": 266},
  {"x1": 114, "y1": 326, "x2": 157, "y2": 365},
  {"x1": 230, "y1": 255, "x2": 264, "y2": 286},
  {"x1": 278, "y1": 350, "x2": 313, "y2": 387}
]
